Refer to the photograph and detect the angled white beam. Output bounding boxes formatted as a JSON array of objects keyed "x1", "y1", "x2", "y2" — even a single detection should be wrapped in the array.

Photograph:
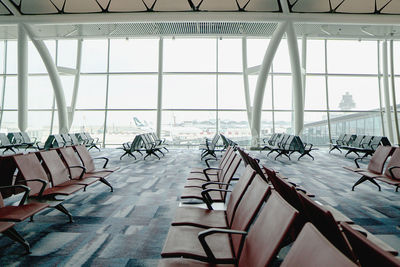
[
  {"x1": 18, "y1": 24, "x2": 28, "y2": 132},
  {"x1": 246, "y1": 65, "x2": 261, "y2": 75},
  {"x1": 242, "y1": 37, "x2": 252, "y2": 127},
  {"x1": 1, "y1": 12, "x2": 400, "y2": 26},
  {"x1": 23, "y1": 24, "x2": 69, "y2": 134},
  {"x1": 301, "y1": 35, "x2": 307, "y2": 106},
  {"x1": 68, "y1": 38, "x2": 82, "y2": 129},
  {"x1": 390, "y1": 40, "x2": 400, "y2": 144},
  {"x1": 250, "y1": 21, "x2": 288, "y2": 146},
  {"x1": 382, "y1": 40, "x2": 394, "y2": 143},
  {"x1": 57, "y1": 66, "x2": 78, "y2": 75},
  {"x1": 156, "y1": 37, "x2": 163, "y2": 138},
  {"x1": 1, "y1": 0, "x2": 21, "y2": 17}
]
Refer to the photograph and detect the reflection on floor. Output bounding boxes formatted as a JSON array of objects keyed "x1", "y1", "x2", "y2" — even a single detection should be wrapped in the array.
[{"x1": 0, "y1": 147, "x2": 399, "y2": 266}]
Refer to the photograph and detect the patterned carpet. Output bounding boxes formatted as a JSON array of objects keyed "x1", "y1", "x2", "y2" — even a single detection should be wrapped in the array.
[{"x1": 0, "y1": 147, "x2": 399, "y2": 266}]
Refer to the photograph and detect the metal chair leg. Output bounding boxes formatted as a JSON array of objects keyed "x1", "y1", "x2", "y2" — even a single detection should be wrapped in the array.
[
  {"x1": 3, "y1": 227, "x2": 30, "y2": 254},
  {"x1": 54, "y1": 203, "x2": 74, "y2": 223}
]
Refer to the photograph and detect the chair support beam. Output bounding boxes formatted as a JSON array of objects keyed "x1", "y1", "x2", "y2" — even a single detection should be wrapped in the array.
[
  {"x1": 156, "y1": 37, "x2": 164, "y2": 138},
  {"x1": 382, "y1": 40, "x2": 394, "y2": 143},
  {"x1": 18, "y1": 24, "x2": 28, "y2": 132}
]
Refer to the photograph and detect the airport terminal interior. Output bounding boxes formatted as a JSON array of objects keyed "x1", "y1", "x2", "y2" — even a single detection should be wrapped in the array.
[{"x1": 0, "y1": 0, "x2": 400, "y2": 266}]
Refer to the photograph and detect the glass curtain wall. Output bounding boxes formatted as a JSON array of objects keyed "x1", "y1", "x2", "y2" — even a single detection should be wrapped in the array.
[{"x1": 0, "y1": 37, "x2": 388, "y2": 147}]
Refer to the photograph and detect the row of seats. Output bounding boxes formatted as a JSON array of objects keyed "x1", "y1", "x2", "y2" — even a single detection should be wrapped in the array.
[
  {"x1": 261, "y1": 133, "x2": 317, "y2": 160},
  {"x1": 330, "y1": 134, "x2": 391, "y2": 158},
  {"x1": 344, "y1": 145, "x2": 400, "y2": 191},
  {"x1": 0, "y1": 145, "x2": 119, "y2": 253},
  {"x1": 119, "y1": 132, "x2": 168, "y2": 160},
  {"x1": 159, "y1": 147, "x2": 400, "y2": 266},
  {"x1": 199, "y1": 133, "x2": 236, "y2": 161}
]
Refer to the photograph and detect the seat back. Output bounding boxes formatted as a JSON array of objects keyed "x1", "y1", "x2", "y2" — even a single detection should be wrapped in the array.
[
  {"x1": 343, "y1": 134, "x2": 356, "y2": 146},
  {"x1": 43, "y1": 135, "x2": 55, "y2": 150},
  {"x1": 218, "y1": 146, "x2": 233, "y2": 170},
  {"x1": 297, "y1": 192, "x2": 356, "y2": 262},
  {"x1": 13, "y1": 153, "x2": 50, "y2": 196},
  {"x1": 220, "y1": 154, "x2": 241, "y2": 187},
  {"x1": 225, "y1": 166, "x2": 256, "y2": 226},
  {"x1": 269, "y1": 133, "x2": 278, "y2": 145},
  {"x1": 237, "y1": 147, "x2": 250, "y2": 167},
  {"x1": 341, "y1": 222, "x2": 400, "y2": 267},
  {"x1": 217, "y1": 150, "x2": 236, "y2": 182},
  {"x1": 57, "y1": 147, "x2": 84, "y2": 179},
  {"x1": 351, "y1": 135, "x2": 365, "y2": 148},
  {"x1": 368, "y1": 136, "x2": 383, "y2": 150},
  {"x1": 38, "y1": 150, "x2": 71, "y2": 186},
  {"x1": 278, "y1": 134, "x2": 290, "y2": 148},
  {"x1": 0, "y1": 133, "x2": 12, "y2": 146},
  {"x1": 20, "y1": 132, "x2": 33, "y2": 143},
  {"x1": 247, "y1": 156, "x2": 269, "y2": 182},
  {"x1": 282, "y1": 135, "x2": 295, "y2": 150},
  {"x1": 69, "y1": 134, "x2": 81, "y2": 145},
  {"x1": 75, "y1": 133, "x2": 88, "y2": 144},
  {"x1": 74, "y1": 145, "x2": 95, "y2": 172},
  {"x1": 53, "y1": 134, "x2": 66, "y2": 148},
  {"x1": 280, "y1": 223, "x2": 357, "y2": 267},
  {"x1": 380, "y1": 136, "x2": 391, "y2": 146},
  {"x1": 8, "y1": 132, "x2": 23, "y2": 145},
  {"x1": 367, "y1": 145, "x2": 394, "y2": 174},
  {"x1": 230, "y1": 175, "x2": 271, "y2": 258},
  {"x1": 131, "y1": 135, "x2": 142, "y2": 151},
  {"x1": 360, "y1": 135, "x2": 373, "y2": 149},
  {"x1": 84, "y1": 133, "x2": 95, "y2": 144},
  {"x1": 0, "y1": 155, "x2": 19, "y2": 198},
  {"x1": 336, "y1": 133, "x2": 346, "y2": 143},
  {"x1": 383, "y1": 147, "x2": 400, "y2": 179},
  {"x1": 237, "y1": 191, "x2": 298, "y2": 266},
  {"x1": 61, "y1": 133, "x2": 73, "y2": 146}
]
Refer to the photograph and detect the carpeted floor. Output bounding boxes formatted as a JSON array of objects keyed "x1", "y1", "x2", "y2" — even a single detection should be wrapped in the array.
[{"x1": 0, "y1": 147, "x2": 399, "y2": 266}]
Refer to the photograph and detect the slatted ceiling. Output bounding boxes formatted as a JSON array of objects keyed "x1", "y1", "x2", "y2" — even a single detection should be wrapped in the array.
[
  {"x1": 200, "y1": 0, "x2": 237, "y2": 11},
  {"x1": 336, "y1": 0, "x2": 375, "y2": 13},
  {"x1": 108, "y1": 0, "x2": 145, "y2": 12},
  {"x1": 154, "y1": 0, "x2": 191, "y2": 12},
  {"x1": 382, "y1": 1, "x2": 400, "y2": 14},
  {"x1": 292, "y1": 1, "x2": 331, "y2": 13},
  {"x1": 246, "y1": 0, "x2": 280, "y2": 12},
  {"x1": 0, "y1": 2, "x2": 10, "y2": 15},
  {"x1": 64, "y1": 0, "x2": 102, "y2": 13},
  {"x1": 21, "y1": 0, "x2": 58, "y2": 14}
]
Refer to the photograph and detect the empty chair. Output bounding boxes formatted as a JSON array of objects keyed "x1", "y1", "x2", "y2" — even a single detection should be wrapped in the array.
[
  {"x1": 20, "y1": 132, "x2": 38, "y2": 150},
  {"x1": 341, "y1": 222, "x2": 400, "y2": 267},
  {"x1": 190, "y1": 146, "x2": 233, "y2": 173},
  {"x1": 74, "y1": 145, "x2": 119, "y2": 174},
  {"x1": 83, "y1": 132, "x2": 101, "y2": 151},
  {"x1": 329, "y1": 133, "x2": 346, "y2": 153},
  {"x1": 280, "y1": 223, "x2": 357, "y2": 267},
  {"x1": 0, "y1": 133, "x2": 18, "y2": 154},
  {"x1": 344, "y1": 145, "x2": 394, "y2": 173},
  {"x1": 60, "y1": 133, "x2": 74, "y2": 146},
  {"x1": 161, "y1": 191, "x2": 298, "y2": 265},
  {"x1": 172, "y1": 166, "x2": 257, "y2": 228}
]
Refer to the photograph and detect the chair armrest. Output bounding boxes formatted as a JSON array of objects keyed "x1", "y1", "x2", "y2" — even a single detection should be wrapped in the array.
[
  {"x1": 0, "y1": 185, "x2": 30, "y2": 206},
  {"x1": 205, "y1": 158, "x2": 217, "y2": 168},
  {"x1": 201, "y1": 188, "x2": 232, "y2": 209},
  {"x1": 94, "y1": 157, "x2": 109, "y2": 168},
  {"x1": 354, "y1": 157, "x2": 362, "y2": 168},
  {"x1": 18, "y1": 179, "x2": 48, "y2": 198},
  {"x1": 388, "y1": 166, "x2": 400, "y2": 180},
  {"x1": 198, "y1": 228, "x2": 247, "y2": 262},
  {"x1": 201, "y1": 182, "x2": 231, "y2": 190},
  {"x1": 370, "y1": 143, "x2": 379, "y2": 150},
  {"x1": 68, "y1": 165, "x2": 87, "y2": 179},
  {"x1": 202, "y1": 168, "x2": 221, "y2": 181}
]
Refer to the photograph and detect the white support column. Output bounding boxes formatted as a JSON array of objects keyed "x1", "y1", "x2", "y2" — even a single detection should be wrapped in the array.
[
  {"x1": 23, "y1": 24, "x2": 69, "y2": 134},
  {"x1": 390, "y1": 40, "x2": 400, "y2": 143},
  {"x1": 377, "y1": 41, "x2": 385, "y2": 136},
  {"x1": 250, "y1": 21, "x2": 288, "y2": 146},
  {"x1": 286, "y1": 22, "x2": 304, "y2": 135},
  {"x1": 242, "y1": 37, "x2": 252, "y2": 127},
  {"x1": 156, "y1": 37, "x2": 164, "y2": 138},
  {"x1": 68, "y1": 38, "x2": 83, "y2": 129},
  {"x1": 382, "y1": 40, "x2": 394, "y2": 143},
  {"x1": 301, "y1": 35, "x2": 307, "y2": 106},
  {"x1": 18, "y1": 24, "x2": 28, "y2": 132}
]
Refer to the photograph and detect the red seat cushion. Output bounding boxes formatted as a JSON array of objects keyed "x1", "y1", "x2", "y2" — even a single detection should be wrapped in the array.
[{"x1": 0, "y1": 202, "x2": 49, "y2": 222}]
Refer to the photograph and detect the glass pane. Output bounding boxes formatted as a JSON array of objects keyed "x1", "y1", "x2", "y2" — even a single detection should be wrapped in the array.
[
  {"x1": 109, "y1": 39, "x2": 158, "y2": 72},
  {"x1": 302, "y1": 112, "x2": 329, "y2": 145},
  {"x1": 81, "y1": 39, "x2": 108, "y2": 73},
  {"x1": 305, "y1": 76, "x2": 326, "y2": 110},
  {"x1": 261, "y1": 112, "x2": 273, "y2": 136},
  {"x1": 164, "y1": 38, "x2": 216, "y2": 72},
  {"x1": 28, "y1": 76, "x2": 54, "y2": 109},
  {"x1": 247, "y1": 38, "x2": 269, "y2": 68},
  {"x1": 248, "y1": 74, "x2": 272, "y2": 110},
  {"x1": 218, "y1": 75, "x2": 245, "y2": 109},
  {"x1": 0, "y1": 41, "x2": 4, "y2": 74},
  {"x1": 108, "y1": 75, "x2": 157, "y2": 109},
  {"x1": 28, "y1": 40, "x2": 56, "y2": 74},
  {"x1": 3, "y1": 76, "x2": 17, "y2": 109},
  {"x1": 163, "y1": 75, "x2": 216, "y2": 109},
  {"x1": 162, "y1": 111, "x2": 216, "y2": 145},
  {"x1": 273, "y1": 75, "x2": 293, "y2": 110},
  {"x1": 307, "y1": 40, "x2": 325, "y2": 73},
  {"x1": 218, "y1": 38, "x2": 242, "y2": 72},
  {"x1": 27, "y1": 111, "x2": 52, "y2": 142},
  {"x1": 327, "y1": 40, "x2": 377, "y2": 74},
  {"x1": 60, "y1": 75, "x2": 75, "y2": 106},
  {"x1": 105, "y1": 111, "x2": 156, "y2": 146},
  {"x1": 69, "y1": 111, "x2": 105, "y2": 142},
  {"x1": 6, "y1": 41, "x2": 17, "y2": 74},
  {"x1": 57, "y1": 40, "x2": 77, "y2": 69},
  {"x1": 274, "y1": 111, "x2": 292, "y2": 134},
  {"x1": 1, "y1": 111, "x2": 18, "y2": 132},
  {"x1": 328, "y1": 76, "x2": 380, "y2": 111},
  {"x1": 76, "y1": 75, "x2": 107, "y2": 109},
  {"x1": 273, "y1": 40, "x2": 291, "y2": 73},
  {"x1": 219, "y1": 111, "x2": 251, "y2": 145},
  {"x1": 329, "y1": 111, "x2": 382, "y2": 137}
]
